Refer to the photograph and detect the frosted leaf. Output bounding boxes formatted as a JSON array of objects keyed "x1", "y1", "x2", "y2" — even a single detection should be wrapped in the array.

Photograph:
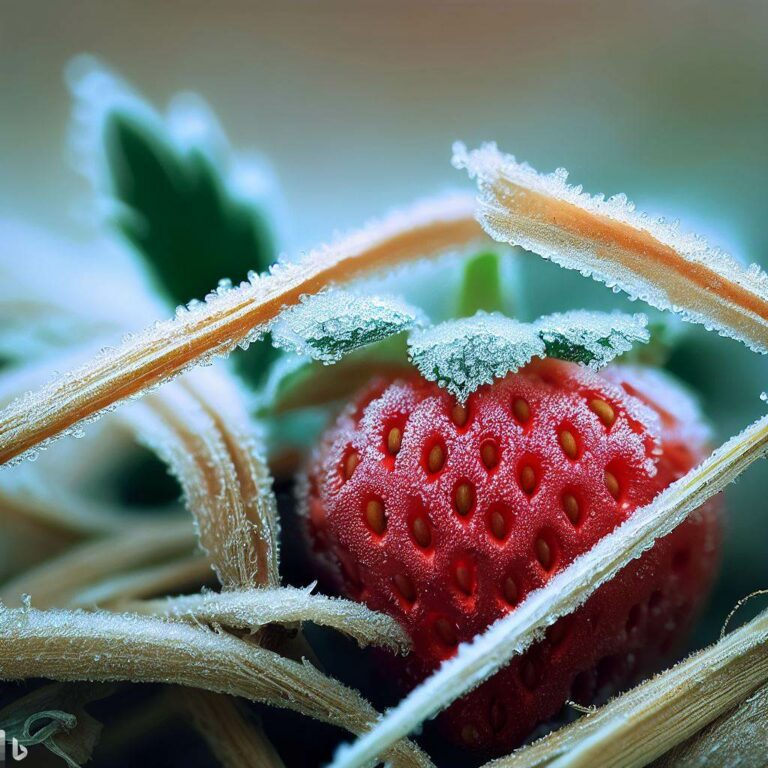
[
  {"x1": 407, "y1": 312, "x2": 545, "y2": 402},
  {"x1": 534, "y1": 311, "x2": 649, "y2": 368},
  {"x1": 454, "y1": 142, "x2": 768, "y2": 354},
  {"x1": 272, "y1": 290, "x2": 424, "y2": 364}
]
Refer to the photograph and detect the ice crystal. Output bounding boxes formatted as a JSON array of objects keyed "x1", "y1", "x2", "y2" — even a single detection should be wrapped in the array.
[
  {"x1": 271, "y1": 290, "x2": 424, "y2": 364},
  {"x1": 454, "y1": 142, "x2": 768, "y2": 354},
  {"x1": 535, "y1": 311, "x2": 649, "y2": 368},
  {"x1": 407, "y1": 312, "x2": 545, "y2": 402}
]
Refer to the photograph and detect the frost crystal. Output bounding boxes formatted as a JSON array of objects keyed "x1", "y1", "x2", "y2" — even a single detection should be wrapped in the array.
[
  {"x1": 535, "y1": 311, "x2": 649, "y2": 368},
  {"x1": 407, "y1": 312, "x2": 545, "y2": 402},
  {"x1": 454, "y1": 142, "x2": 768, "y2": 354},
  {"x1": 272, "y1": 290, "x2": 423, "y2": 364}
]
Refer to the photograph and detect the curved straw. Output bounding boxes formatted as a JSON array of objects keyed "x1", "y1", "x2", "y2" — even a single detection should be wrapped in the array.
[{"x1": 0, "y1": 195, "x2": 482, "y2": 465}]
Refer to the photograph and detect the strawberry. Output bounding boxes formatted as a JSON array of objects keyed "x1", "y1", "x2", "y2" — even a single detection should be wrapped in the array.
[{"x1": 303, "y1": 358, "x2": 721, "y2": 752}]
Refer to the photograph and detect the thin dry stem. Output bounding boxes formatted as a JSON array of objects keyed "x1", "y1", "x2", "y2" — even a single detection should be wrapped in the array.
[
  {"x1": 331, "y1": 412, "x2": 768, "y2": 768},
  {"x1": 124, "y1": 586, "x2": 410, "y2": 653},
  {"x1": 0, "y1": 195, "x2": 482, "y2": 465},
  {"x1": 0, "y1": 518, "x2": 196, "y2": 607},
  {"x1": 485, "y1": 609, "x2": 768, "y2": 768},
  {"x1": 0, "y1": 607, "x2": 433, "y2": 768},
  {"x1": 181, "y1": 689, "x2": 286, "y2": 768}
]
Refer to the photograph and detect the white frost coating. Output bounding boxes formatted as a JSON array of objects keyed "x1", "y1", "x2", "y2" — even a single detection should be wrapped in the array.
[
  {"x1": 535, "y1": 311, "x2": 649, "y2": 368},
  {"x1": 330, "y1": 411, "x2": 768, "y2": 768},
  {"x1": 407, "y1": 312, "x2": 545, "y2": 402},
  {"x1": 453, "y1": 142, "x2": 768, "y2": 353},
  {"x1": 272, "y1": 290, "x2": 424, "y2": 364}
]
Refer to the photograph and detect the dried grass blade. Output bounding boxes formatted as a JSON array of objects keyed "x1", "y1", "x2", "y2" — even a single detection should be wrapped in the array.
[
  {"x1": 125, "y1": 373, "x2": 277, "y2": 589},
  {"x1": 125, "y1": 586, "x2": 410, "y2": 653},
  {"x1": 0, "y1": 607, "x2": 433, "y2": 768},
  {"x1": 0, "y1": 518, "x2": 195, "y2": 607},
  {"x1": 454, "y1": 143, "x2": 768, "y2": 353},
  {"x1": 181, "y1": 689, "x2": 286, "y2": 768},
  {"x1": 652, "y1": 681, "x2": 768, "y2": 768},
  {"x1": 0, "y1": 195, "x2": 482, "y2": 465},
  {"x1": 486, "y1": 609, "x2": 768, "y2": 768},
  {"x1": 330, "y1": 413, "x2": 768, "y2": 768}
]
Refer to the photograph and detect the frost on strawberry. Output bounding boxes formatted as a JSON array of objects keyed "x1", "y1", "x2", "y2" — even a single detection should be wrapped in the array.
[{"x1": 302, "y1": 358, "x2": 721, "y2": 753}]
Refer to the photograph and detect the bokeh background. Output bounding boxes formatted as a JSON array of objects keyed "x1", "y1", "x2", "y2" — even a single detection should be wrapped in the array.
[{"x1": 1, "y1": 1, "x2": 768, "y2": 764}]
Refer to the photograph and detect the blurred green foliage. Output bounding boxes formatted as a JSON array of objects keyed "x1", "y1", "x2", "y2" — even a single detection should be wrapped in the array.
[{"x1": 103, "y1": 109, "x2": 280, "y2": 384}]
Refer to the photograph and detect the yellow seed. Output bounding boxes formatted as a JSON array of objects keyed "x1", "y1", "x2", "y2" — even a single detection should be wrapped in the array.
[
  {"x1": 387, "y1": 427, "x2": 402, "y2": 455},
  {"x1": 562, "y1": 493, "x2": 580, "y2": 524},
  {"x1": 513, "y1": 398, "x2": 531, "y2": 423},
  {"x1": 490, "y1": 509, "x2": 507, "y2": 540},
  {"x1": 365, "y1": 499, "x2": 386, "y2": 535},
  {"x1": 434, "y1": 617, "x2": 458, "y2": 646},
  {"x1": 428, "y1": 444, "x2": 445, "y2": 473},
  {"x1": 343, "y1": 451, "x2": 360, "y2": 479},
  {"x1": 393, "y1": 574, "x2": 416, "y2": 603},
  {"x1": 454, "y1": 482, "x2": 473, "y2": 516},
  {"x1": 536, "y1": 537, "x2": 552, "y2": 570},
  {"x1": 411, "y1": 516, "x2": 432, "y2": 548},
  {"x1": 520, "y1": 465, "x2": 536, "y2": 494},
  {"x1": 503, "y1": 576, "x2": 519, "y2": 605},
  {"x1": 452, "y1": 403, "x2": 468, "y2": 427},
  {"x1": 590, "y1": 398, "x2": 616, "y2": 427},
  {"x1": 481, "y1": 441, "x2": 499, "y2": 469},
  {"x1": 455, "y1": 564, "x2": 473, "y2": 595},
  {"x1": 559, "y1": 429, "x2": 578, "y2": 459},
  {"x1": 604, "y1": 469, "x2": 620, "y2": 499}
]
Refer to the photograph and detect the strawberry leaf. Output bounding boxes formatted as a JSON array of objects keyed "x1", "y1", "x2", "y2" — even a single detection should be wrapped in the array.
[
  {"x1": 271, "y1": 290, "x2": 425, "y2": 364},
  {"x1": 407, "y1": 312, "x2": 545, "y2": 402},
  {"x1": 534, "y1": 311, "x2": 649, "y2": 368}
]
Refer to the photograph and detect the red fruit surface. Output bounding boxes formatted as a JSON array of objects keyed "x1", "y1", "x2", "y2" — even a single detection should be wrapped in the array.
[{"x1": 303, "y1": 358, "x2": 721, "y2": 752}]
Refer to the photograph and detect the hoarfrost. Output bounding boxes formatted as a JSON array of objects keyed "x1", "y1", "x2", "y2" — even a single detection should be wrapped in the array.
[
  {"x1": 454, "y1": 142, "x2": 768, "y2": 354},
  {"x1": 271, "y1": 290, "x2": 423, "y2": 364},
  {"x1": 407, "y1": 312, "x2": 545, "y2": 402},
  {"x1": 535, "y1": 311, "x2": 649, "y2": 368}
]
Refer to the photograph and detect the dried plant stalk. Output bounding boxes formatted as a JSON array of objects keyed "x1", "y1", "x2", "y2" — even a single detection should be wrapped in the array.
[
  {"x1": 125, "y1": 586, "x2": 410, "y2": 652},
  {"x1": 454, "y1": 143, "x2": 768, "y2": 353},
  {"x1": 331, "y1": 413, "x2": 768, "y2": 768},
  {"x1": 653, "y1": 682, "x2": 768, "y2": 768},
  {"x1": 0, "y1": 607, "x2": 433, "y2": 768},
  {"x1": 70, "y1": 555, "x2": 213, "y2": 607},
  {"x1": 0, "y1": 195, "x2": 482, "y2": 465},
  {"x1": 486, "y1": 609, "x2": 768, "y2": 768},
  {"x1": 126, "y1": 372, "x2": 278, "y2": 589},
  {"x1": 181, "y1": 689, "x2": 286, "y2": 768},
  {"x1": 0, "y1": 518, "x2": 195, "y2": 607}
]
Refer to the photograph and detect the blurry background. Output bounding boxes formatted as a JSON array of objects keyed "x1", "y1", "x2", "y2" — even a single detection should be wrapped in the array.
[{"x1": 1, "y1": 1, "x2": 767, "y2": 762}]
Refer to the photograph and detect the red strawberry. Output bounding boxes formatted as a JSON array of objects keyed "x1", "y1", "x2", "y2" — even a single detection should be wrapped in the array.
[{"x1": 303, "y1": 358, "x2": 721, "y2": 752}]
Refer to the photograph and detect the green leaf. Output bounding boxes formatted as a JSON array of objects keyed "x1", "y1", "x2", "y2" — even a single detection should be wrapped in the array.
[
  {"x1": 103, "y1": 112, "x2": 276, "y2": 305},
  {"x1": 70, "y1": 60, "x2": 281, "y2": 384},
  {"x1": 457, "y1": 250, "x2": 505, "y2": 317},
  {"x1": 534, "y1": 311, "x2": 649, "y2": 368},
  {"x1": 407, "y1": 312, "x2": 545, "y2": 402},
  {"x1": 271, "y1": 290, "x2": 424, "y2": 365}
]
